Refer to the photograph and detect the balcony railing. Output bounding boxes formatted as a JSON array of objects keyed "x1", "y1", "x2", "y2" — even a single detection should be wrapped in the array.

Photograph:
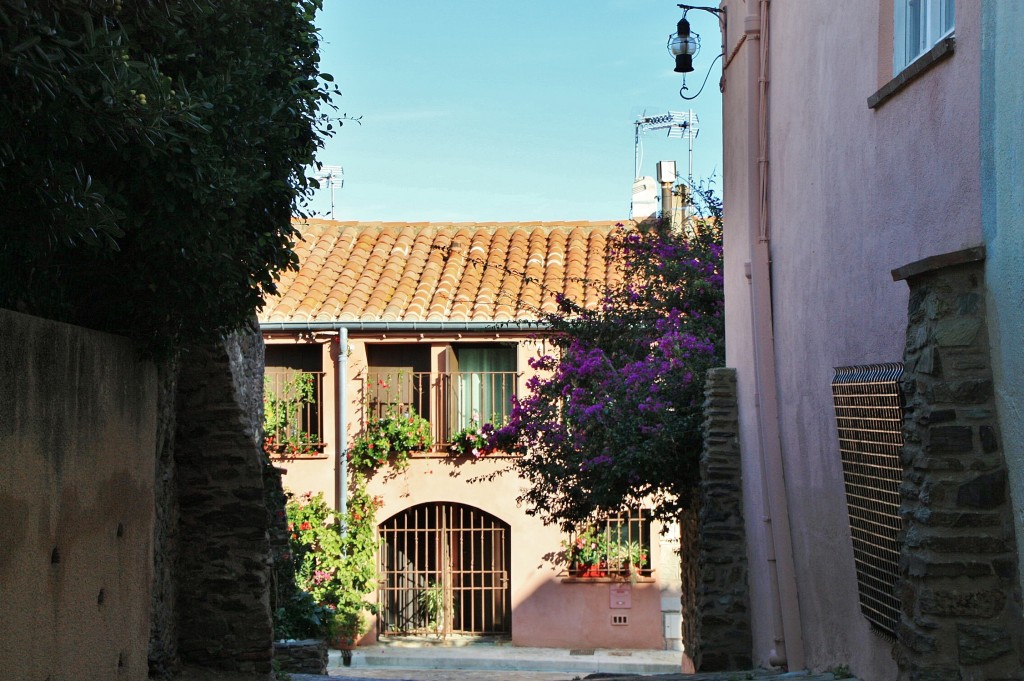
[
  {"x1": 263, "y1": 370, "x2": 326, "y2": 456},
  {"x1": 362, "y1": 370, "x2": 518, "y2": 449}
]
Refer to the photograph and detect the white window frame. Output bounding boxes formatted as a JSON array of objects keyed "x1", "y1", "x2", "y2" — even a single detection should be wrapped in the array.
[{"x1": 894, "y1": 0, "x2": 955, "y2": 74}]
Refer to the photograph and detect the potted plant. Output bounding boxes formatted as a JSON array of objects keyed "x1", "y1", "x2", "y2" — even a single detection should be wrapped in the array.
[
  {"x1": 447, "y1": 420, "x2": 497, "y2": 458},
  {"x1": 329, "y1": 600, "x2": 366, "y2": 651},
  {"x1": 610, "y1": 540, "x2": 648, "y2": 580},
  {"x1": 349, "y1": 406, "x2": 432, "y2": 471},
  {"x1": 562, "y1": 526, "x2": 610, "y2": 577}
]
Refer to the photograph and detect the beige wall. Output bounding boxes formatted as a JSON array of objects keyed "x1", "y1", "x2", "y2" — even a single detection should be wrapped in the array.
[
  {"x1": 0, "y1": 310, "x2": 158, "y2": 681},
  {"x1": 268, "y1": 330, "x2": 678, "y2": 651}
]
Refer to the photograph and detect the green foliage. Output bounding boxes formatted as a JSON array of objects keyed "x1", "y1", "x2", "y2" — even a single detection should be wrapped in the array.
[
  {"x1": 447, "y1": 419, "x2": 498, "y2": 458},
  {"x1": 272, "y1": 589, "x2": 334, "y2": 641},
  {"x1": 264, "y1": 372, "x2": 318, "y2": 456},
  {"x1": 285, "y1": 478, "x2": 380, "y2": 641},
  {"x1": 417, "y1": 582, "x2": 445, "y2": 637},
  {"x1": 561, "y1": 526, "x2": 648, "y2": 571},
  {"x1": 349, "y1": 407, "x2": 432, "y2": 472},
  {"x1": 561, "y1": 525, "x2": 610, "y2": 567},
  {"x1": 0, "y1": 0, "x2": 343, "y2": 355}
]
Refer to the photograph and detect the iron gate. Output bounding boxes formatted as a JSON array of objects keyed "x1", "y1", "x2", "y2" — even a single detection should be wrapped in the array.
[{"x1": 378, "y1": 503, "x2": 511, "y2": 637}]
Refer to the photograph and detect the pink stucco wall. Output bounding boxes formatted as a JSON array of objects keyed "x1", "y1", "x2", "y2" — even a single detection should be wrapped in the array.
[
  {"x1": 720, "y1": 1, "x2": 981, "y2": 678},
  {"x1": 268, "y1": 332, "x2": 679, "y2": 652}
]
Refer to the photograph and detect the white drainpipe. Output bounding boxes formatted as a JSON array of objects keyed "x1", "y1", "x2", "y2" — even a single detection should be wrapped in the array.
[{"x1": 337, "y1": 327, "x2": 348, "y2": 518}]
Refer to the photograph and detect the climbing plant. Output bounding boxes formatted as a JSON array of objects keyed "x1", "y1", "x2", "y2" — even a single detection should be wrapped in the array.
[{"x1": 492, "y1": 187, "x2": 724, "y2": 527}]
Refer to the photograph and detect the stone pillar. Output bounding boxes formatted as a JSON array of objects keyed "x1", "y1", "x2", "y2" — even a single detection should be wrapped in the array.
[
  {"x1": 174, "y1": 323, "x2": 274, "y2": 678},
  {"x1": 893, "y1": 247, "x2": 1024, "y2": 680},
  {"x1": 693, "y1": 368, "x2": 752, "y2": 671}
]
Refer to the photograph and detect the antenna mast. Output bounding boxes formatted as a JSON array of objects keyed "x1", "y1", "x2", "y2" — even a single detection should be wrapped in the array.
[
  {"x1": 312, "y1": 165, "x2": 345, "y2": 219},
  {"x1": 633, "y1": 111, "x2": 699, "y2": 182}
]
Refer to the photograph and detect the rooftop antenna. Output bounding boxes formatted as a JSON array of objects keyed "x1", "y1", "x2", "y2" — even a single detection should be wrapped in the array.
[
  {"x1": 312, "y1": 165, "x2": 344, "y2": 219},
  {"x1": 633, "y1": 111, "x2": 699, "y2": 183}
]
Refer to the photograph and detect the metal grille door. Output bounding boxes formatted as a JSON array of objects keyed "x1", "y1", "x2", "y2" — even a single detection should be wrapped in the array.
[
  {"x1": 832, "y1": 363, "x2": 904, "y2": 639},
  {"x1": 378, "y1": 503, "x2": 511, "y2": 637}
]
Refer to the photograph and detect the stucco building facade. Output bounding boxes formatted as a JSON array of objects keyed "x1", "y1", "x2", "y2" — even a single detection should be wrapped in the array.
[
  {"x1": 719, "y1": 1, "x2": 1024, "y2": 679},
  {"x1": 259, "y1": 219, "x2": 687, "y2": 656}
]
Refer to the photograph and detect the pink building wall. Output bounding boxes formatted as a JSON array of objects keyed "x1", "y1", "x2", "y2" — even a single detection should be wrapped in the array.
[
  {"x1": 266, "y1": 331, "x2": 681, "y2": 653},
  {"x1": 720, "y1": 1, "x2": 981, "y2": 678}
]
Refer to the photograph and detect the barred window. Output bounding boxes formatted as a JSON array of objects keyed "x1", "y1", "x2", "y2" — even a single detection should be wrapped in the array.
[{"x1": 563, "y1": 510, "x2": 653, "y2": 579}]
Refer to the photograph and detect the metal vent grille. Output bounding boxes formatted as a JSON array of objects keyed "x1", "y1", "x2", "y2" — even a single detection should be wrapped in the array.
[{"x1": 832, "y1": 363, "x2": 904, "y2": 640}]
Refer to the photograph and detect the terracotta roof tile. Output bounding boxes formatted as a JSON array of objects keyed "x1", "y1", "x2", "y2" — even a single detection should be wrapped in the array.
[{"x1": 259, "y1": 219, "x2": 631, "y2": 324}]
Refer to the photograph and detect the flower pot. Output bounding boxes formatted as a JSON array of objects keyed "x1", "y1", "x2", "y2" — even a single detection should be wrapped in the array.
[
  {"x1": 577, "y1": 564, "x2": 607, "y2": 578},
  {"x1": 334, "y1": 635, "x2": 357, "y2": 651}
]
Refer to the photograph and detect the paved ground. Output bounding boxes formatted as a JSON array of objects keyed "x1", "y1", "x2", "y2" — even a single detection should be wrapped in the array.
[
  {"x1": 291, "y1": 671, "x2": 853, "y2": 681},
  {"x1": 285, "y1": 644, "x2": 858, "y2": 681}
]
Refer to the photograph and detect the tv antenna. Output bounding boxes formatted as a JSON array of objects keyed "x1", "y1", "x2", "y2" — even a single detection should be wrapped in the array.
[
  {"x1": 312, "y1": 165, "x2": 344, "y2": 219},
  {"x1": 633, "y1": 110, "x2": 699, "y2": 183}
]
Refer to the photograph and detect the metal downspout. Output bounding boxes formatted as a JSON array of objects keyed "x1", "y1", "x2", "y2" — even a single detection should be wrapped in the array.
[
  {"x1": 337, "y1": 328, "x2": 349, "y2": 518},
  {"x1": 743, "y1": 0, "x2": 804, "y2": 669}
]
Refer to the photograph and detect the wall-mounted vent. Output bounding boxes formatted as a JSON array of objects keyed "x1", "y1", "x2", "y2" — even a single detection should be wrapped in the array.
[
  {"x1": 832, "y1": 362, "x2": 904, "y2": 640},
  {"x1": 611, "y1": 614, "x2": 629, "y2": 626}
]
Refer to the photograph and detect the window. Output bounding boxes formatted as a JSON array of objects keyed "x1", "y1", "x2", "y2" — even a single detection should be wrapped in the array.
[
  {"x1": 447, "y1": 344, "x2": 517, "y2": 431},
  {"x1": 264, "y1": 344, "x2": 325, "y2": 456},
  {"x1": 894, "y1": 0, "x2": 954, "y2": 74},
  {"x1": 366, "y1": 345, "x2": 432, "y2": 422},
  {"x1": 563, "y1": 510, "x2": 653, "y2": 580}
]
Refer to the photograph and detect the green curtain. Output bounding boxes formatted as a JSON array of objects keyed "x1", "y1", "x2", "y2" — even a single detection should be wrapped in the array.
[{"x1": 455, "y1": 347, "x2": 516, "y2": 429}]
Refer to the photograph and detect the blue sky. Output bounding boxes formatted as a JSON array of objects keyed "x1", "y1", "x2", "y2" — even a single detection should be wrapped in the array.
[{"x1": 308, "y1": 1, "x2": 723, "y2": 222}]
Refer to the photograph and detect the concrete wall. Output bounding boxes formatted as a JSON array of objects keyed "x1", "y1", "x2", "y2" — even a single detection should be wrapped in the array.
[
  {"x1": 981, "y1": 0, "x2": 1024, "y2": 608},
  {"x1": 720, "y1": 1, "x2": 982, "y2": 678},
  {"x1": 0, "y1": 309, "x2": 158, "y2": 681}
]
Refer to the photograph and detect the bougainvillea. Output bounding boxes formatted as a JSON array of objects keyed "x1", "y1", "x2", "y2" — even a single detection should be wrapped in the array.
[{"x1": 492, "y1": 188, "x2": 724, "y2": 527}]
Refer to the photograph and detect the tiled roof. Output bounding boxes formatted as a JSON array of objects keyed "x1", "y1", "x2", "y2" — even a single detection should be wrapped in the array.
[{"x1": 259, "y1": 219, "x2": 631, "y2": 324}]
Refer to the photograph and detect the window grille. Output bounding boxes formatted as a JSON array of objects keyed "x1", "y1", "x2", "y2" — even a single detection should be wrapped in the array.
[
  {"x1": 378, "y1": 502, "x2": 510, "y2": 637},
  {"x1": 263, "y1": 370, "x2": 325, "y2": 455},
  {"x1": 564, "y1": 510, "x2": 653, "y2": 579},
  {"x1": 831, "y1": 363, "x2": 904, "y2": 639}
]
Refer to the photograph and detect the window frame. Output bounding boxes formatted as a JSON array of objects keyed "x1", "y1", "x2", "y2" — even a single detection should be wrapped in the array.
[
  {"x1": 893, "y1": 0, "x2": 954, "y2": 75},
  {"x1": 561, "y1": 509, "x2": 656, "y2": 583}
]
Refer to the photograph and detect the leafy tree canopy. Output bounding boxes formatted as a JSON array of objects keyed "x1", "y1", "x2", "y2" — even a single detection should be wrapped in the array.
[
  {"x1": 0, "y1": 0, "x2": 341, "y2": 355},
  {"x1": 493, "y1": 188, "x2": 724, "y2": 528}
]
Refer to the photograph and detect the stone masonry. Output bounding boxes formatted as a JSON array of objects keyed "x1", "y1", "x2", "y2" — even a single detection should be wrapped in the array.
[
  {"x1": 173, "y1": 322, "x2": 275, "y2": 678},
  {"x1": 894, "y1": 249, "x2": 1024, "y2": 680},
  {"x1": 692, "y1": 368, "x2": 752, "y2": 671}
]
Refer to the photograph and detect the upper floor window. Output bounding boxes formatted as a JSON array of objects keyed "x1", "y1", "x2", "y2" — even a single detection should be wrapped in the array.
[
  {"x1": 894, "y1": 0, "x2": 954, "y2": 74},
  {"x1": 264, "y1": 344, "x2": 325, "y2": 457},
  {"x1": 448, "y1": 344, "x2": 517, "y2": 431}
]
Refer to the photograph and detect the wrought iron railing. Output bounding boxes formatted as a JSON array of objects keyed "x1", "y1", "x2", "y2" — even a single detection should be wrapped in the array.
[
  {"x1": 362, "y1": 370, "x2": 518, "y2": 449},
  {"x1": 263, "y1": 370, "x2": 326, "y2": 456}
]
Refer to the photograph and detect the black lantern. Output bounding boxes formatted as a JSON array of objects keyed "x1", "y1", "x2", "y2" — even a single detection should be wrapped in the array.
[{"x1": 667, "y1": 16, "x2": 700, "y2": 74}]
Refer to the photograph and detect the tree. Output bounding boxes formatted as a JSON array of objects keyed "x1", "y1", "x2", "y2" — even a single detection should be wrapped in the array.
[
  {"x1": 0, "y1": 0, "x2": 341, "y2": 355},
  {"x1": 493, "y1": 188, "x2": 724, "y2": 528}
]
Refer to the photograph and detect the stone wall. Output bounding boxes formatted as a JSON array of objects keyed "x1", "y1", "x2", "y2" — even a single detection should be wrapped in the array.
[
  {"x1": 174, "y1": 322, "x2": 275, "y2": 677},
  {"x1": 894, "y1": 249, "x2": 1024, "y2": 680},
  {"x1": 693, "y1": 368, "x2": 752, "y2": 671},
  {"x1": 0, "y1": 310, "x2": 158, "y2": 681},
  {"x1": 149, "y1": 362, "x2": 182, "y2": 678},
  {"x1": 272, "y1": 639, "x2": 327, "y2": 675}
]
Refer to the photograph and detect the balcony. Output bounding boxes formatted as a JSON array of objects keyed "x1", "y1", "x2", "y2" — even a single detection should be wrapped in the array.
[
  {"x1": 361, "y1": 370, "x2": 518, "y2": 450},
  {"x1": 263, "y1": 370, "x2": 326, "y2": 457}
]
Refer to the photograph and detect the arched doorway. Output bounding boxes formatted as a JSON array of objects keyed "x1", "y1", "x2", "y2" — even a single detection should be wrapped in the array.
[{"x1": 378, "y1": 502, "x2": 511, "y2": 637}]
